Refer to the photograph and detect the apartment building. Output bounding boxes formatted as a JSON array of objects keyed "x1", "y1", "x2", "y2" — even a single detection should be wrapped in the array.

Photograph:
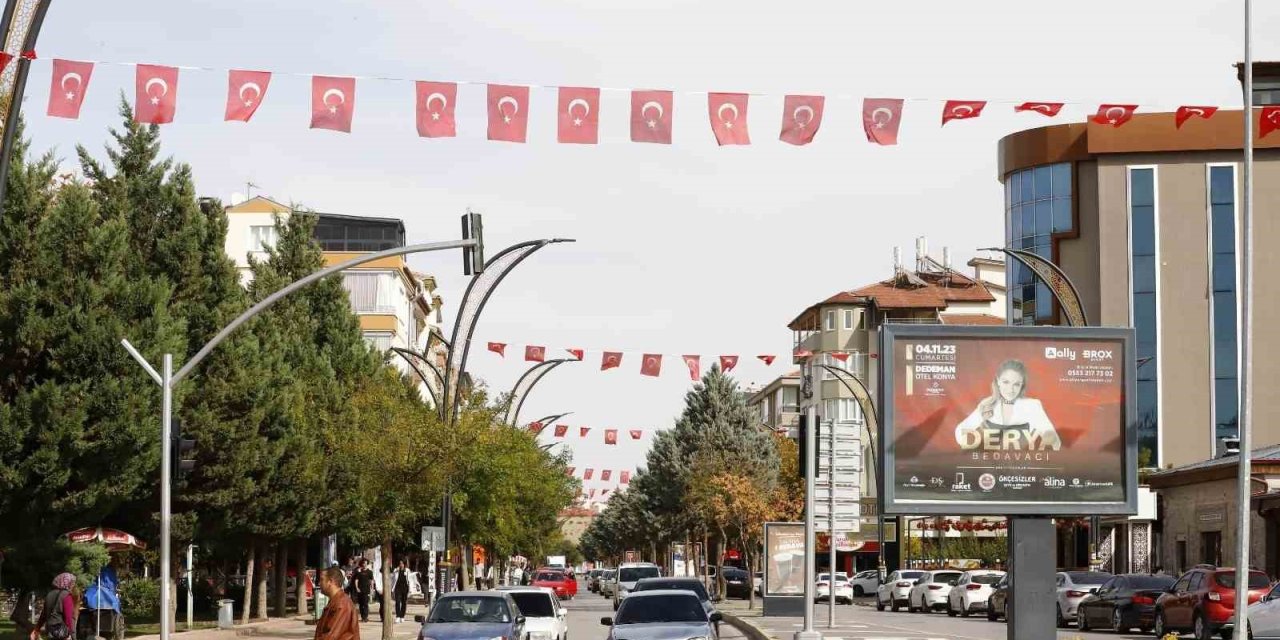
[{"x1": 745, "y1": 370, "x2": 802, "y2": 438}]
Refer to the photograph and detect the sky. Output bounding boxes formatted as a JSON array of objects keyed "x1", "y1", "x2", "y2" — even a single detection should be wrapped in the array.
[{"x1": 23, "y1": 0, "x2": 1280, "y2": 498}]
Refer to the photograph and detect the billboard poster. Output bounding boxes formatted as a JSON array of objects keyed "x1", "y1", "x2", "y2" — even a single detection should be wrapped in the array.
[
  {"x1": 763, "y1": 522, "x2": 805, "y2": 596},
  {"x1": 880, "y1": 325, "x2": 1137, "y2": 516}
]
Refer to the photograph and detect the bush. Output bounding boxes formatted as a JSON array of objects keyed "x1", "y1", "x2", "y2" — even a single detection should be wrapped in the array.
[{"x1": 118, "y1": 578, "x2": 160, "y2": 621}]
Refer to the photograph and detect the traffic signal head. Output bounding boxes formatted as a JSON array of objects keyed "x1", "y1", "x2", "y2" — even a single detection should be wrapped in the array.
[
  {"x1": 171, "y1": 418, "x2": 196, "y2": 478},
  {"x1": 461, "y1": 212, "x2": 485, "y2": 276}
]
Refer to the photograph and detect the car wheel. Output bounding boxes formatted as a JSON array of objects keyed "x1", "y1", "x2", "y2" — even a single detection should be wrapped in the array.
[
  {"x1": 1154, "y1": 610, "x2": 1167, "y2": 638},
  {"x1": 1055, "y1": 605, "x2": 1066, "y2": 628},
  {"x1": 947, "y1": 600, "x2": 957, "y2": 617},
  {"x1": 1112, "y1": 608, "x2": 1125, "y2": 633},
  {"x1": 907, "y1": 595, "x2": 917, "y2": 613},
  {"x1": 959, "y1": 601, "x2": 970, "y2": 618},
  {"x1": 1077, "y1": 608, "x2": 1089, "y2": 631},
  {"x1": 1194, "y1": 612, "x2": 1212, "y2": 640},
  {"x1": 891, "y1": 598, "x2": 900, "y2": 612},
  {"x1": 876, "y1": 595, "x2": 885, "y2": 612},
  {"x1": 853, "y1": 586, "x2": 864, "y2": 597},
  {"x1": 987, "y1": 599, "x2": 997, "y2": 621}
]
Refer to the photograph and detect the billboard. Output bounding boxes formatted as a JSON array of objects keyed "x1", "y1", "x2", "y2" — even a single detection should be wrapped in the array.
[
  {"x1": 763, "y1": 522, "x2": 806, "y2": 596},
  {"x1": 879, "y1": 325, "x2": 1137, "y2": 516}
]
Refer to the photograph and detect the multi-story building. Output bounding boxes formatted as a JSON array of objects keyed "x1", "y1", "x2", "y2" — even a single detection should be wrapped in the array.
[
  {"x1": 223, "y1": 196, "x2": 446, "y2": 405},
  {"x1": 745, "y1": 370, "x2": 802, "y2": 437}
]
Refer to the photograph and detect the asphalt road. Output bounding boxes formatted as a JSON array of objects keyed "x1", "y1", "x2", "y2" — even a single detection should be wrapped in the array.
[{"x1": 564, "y1": 582, "x2": 749, "y2": 640}]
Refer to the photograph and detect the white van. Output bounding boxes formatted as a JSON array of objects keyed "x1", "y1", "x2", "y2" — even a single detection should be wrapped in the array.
[{"x1": 613, "y1": 562, "x2": 661, "y2": 609}]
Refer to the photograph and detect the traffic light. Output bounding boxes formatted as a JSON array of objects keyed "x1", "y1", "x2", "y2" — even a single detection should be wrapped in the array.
[
  {"x1": 171, "y1": 418, "x2": 196, "y2": 479},
  {"x1": 798, "y1": 415, "x2": 821, "y2": 479},
  {"x1": 461, "y1": 212, "x2": 485, "y2": 276}
]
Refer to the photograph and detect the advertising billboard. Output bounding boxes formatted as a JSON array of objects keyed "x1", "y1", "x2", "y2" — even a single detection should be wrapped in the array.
[
  {"x1": 763, "y1": 522, "x2": 806, "y2": 597},
  {"x1": 879, "y1": 325, "x2": 1137, "y2": 516}
]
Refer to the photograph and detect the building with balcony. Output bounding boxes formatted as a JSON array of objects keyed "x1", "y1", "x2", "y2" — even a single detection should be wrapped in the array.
[
  {"x1": 745, "y1": 370, "x2": 802, "y2": 438},
  {"x1": 223, "y1": 196, "x2": 446, "y2": 405}
]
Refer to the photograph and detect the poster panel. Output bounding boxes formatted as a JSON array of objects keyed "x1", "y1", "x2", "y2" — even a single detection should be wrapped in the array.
[
  {"x1": 763, "y1": 522, "x2": 805, "y2": 596},
  {"x1": 880, "y1": 325, "x2": 1137, "y2": 516}
]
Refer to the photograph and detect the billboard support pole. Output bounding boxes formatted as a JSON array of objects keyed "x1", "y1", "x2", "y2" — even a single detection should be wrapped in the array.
[
  {"x1": 828, "y1": 415, "x2": 836, "y2": 627},
  {"x1": 1008, "y1": 518, "x2": 1055, "y2": 638},
  {"x1": 794, "y1": 403, "x2": 820, "y2": 640}
]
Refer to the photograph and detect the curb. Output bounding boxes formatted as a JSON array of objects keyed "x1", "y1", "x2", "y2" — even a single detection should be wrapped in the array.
[{"x1": 721, "y1": 613, "x2": 774, "y2": 640}]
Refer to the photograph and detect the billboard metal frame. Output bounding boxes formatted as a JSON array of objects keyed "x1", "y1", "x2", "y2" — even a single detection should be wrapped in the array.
[{"x1": 878, "y1": 324, "x2": 1138, "y2": 517}]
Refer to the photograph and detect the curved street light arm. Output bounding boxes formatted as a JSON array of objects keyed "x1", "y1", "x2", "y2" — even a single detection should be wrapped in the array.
[
  {"x1": 504, "y1": 359, "x2": 574, "y2": 426},
  {"x1": 389, "y1": 346, "x2": 441, "y2": 409}
]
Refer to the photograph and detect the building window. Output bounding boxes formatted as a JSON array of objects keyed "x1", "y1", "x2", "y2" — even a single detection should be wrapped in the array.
[
  {"x1": 780, "y1": 387, "x2": 799, "y2": 413},
  {"x1": 1130, "y1": 167, "x2": 1159, "y2": 466},
  {"x1": 823, "y1": 398, "x2": 859, "y2": 423},
  {"x1": 1208, "y1": 165, "x2": 1239, "y2": 448},
  {"x1": 842, "y1": 309, "x2": 854, "y2": 330},
  {"x1": 1005, "y1": 163, "x2": 1073, "y2": 325},
  {"x1": 825, "y1": 310, "x2": 836, "y2": 331},
  {"x1": 248, "y1": 225, "x2": 278, "y2": 252},
  {"x1": 344, "y1": 272, "x2": 399, "y2": 314},
  {"x1": 363, "y1": 331, "x2": 393, "y2": 352}
]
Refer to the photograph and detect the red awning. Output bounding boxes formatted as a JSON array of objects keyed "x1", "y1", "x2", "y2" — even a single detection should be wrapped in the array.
[{"x1": 852, "y1": 541, "x2": 879, "y2": 553}]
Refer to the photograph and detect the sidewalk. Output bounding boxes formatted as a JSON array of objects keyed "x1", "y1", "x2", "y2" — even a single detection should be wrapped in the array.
[{"x1": 130, "y1": 603, "x2": 430, "y2": 640}]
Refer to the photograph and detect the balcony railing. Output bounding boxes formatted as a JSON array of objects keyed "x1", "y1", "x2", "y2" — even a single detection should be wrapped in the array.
[{"x1": 882, "y1": 316, "x2": 941, "y2": 324}]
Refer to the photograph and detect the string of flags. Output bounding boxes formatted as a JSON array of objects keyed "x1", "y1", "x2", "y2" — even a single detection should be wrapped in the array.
[
  {"x1": 527, "y1": 422, "x2": 662, "y2": 443},
  {"x1": 567, "y1": 467, "x2": 632, "y2": 485},
  {"x1": 20, "y1": 54, "x2": 1280, "y2": 143},
  {"x1": 488, "y1": 342, "x2": 781, "y2": 380}
]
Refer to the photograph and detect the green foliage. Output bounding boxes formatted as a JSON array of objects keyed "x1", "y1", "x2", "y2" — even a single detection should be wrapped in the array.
[{"x1": 119, "y1": 578, "x2": 161, "y2": 620}]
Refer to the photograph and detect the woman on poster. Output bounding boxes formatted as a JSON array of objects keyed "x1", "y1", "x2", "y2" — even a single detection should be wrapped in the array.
[{"x1": 954, "y1": 359, "x2": 1062, "y2": 450}]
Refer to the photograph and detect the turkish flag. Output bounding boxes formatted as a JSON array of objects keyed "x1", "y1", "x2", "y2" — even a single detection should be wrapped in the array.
[
  {"x1": 941, "y1": 100, "x2": 986, "y2": 125},
  {"x1": 641, "y1": 354, "x2": 663, "y2": 377},
  {"x1": 601, "y1": 469, "x2": 613, "y2": 481},
  {"x1": 487, "y1": 84, "x2": 530, "y2": 143},
  {"x1": 135, "y1": 64, "x2": 179, "y2": 124},
  {"x1": 580, "y1": 427, "x2": 591, "y2": 437},
  {"x1": 528, "y1": 422, "x2": 546, "y2": 435},
  {"x1": 416, "y1": 81, "x2": 457, "y2": 138},
  {"x1": 758, "y1": 355, "x2": 776, "y2": 365},
  {"x1": 621, "y1": 471, "x2": 631, "y2": 484},
  {"x1": 779, "y1": 95, "x2": 823, "y2": 146},
  {"x1": 1015, "y1": 102, "x2": 1064, "y2": 117},
  {"x1": 488, "y1": 342, "x2": 506, "y2": 357},
  {"x1": 584, "y1": 468, "x2": 594, "y2": 480},
  {"x1": 720, "y1": 356, "x2": 739, "y2": 373},
  {"x1": 311, "y1": 75, "x2": 355, "y2": 132},
  {"x1": 1175, "y1": 106, "x2": 1218, "y2": 129},
  {"x1": 708, "y1": 93, "x2": 749, "y2": 145},
  {"x1": 602, "y1": 351, "x2": 623, "y2": 370},
  {"x1": 225, "y1": 70, "x2": 270, "y2": 122},
  {"x1": 47, "y1": 59, "x2": 93, "y2": 119},
  {"x1": 631, "y1": 90, "x2": 673, "y2": 144},
  {"x1": 566, "y1": 348, "x2": 584, "y2": 361},
  {"x1": 525, "y1": 345, "x2": 545, "y2": 362},
  {"x1": 558, "y1": 86, "x2": 599, "y2": 144},
  {"x1": 554, "y1": 424, "x2": 569, "y2": 437},
  {"x1": 682, "y1": 355, "x2": 701, "y2": 381},
  {"x1": 1093, "y1": 104, "x2": 1137, "y2": 127},
  {"x1": 605, "y1": 430, "x2": 618, "y2": 445},
  {"x1": 629, "y1": 429, "x2": 642, "y2": 440},
  {"x1": 1263, "y1": 107, "x2": 1280, "y2": 139},
  {"x1": 831, "y1": 352, "x2": 850, "y2": 362},
  {"x1": 863, "y1": 98, "x2": 904, "y2": 146},
  {"x1": 794, "y1": 349, "x2": 813, "y2": 358}
]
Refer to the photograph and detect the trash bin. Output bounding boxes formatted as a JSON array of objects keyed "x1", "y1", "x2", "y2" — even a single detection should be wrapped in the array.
[{"x1": 217, "y1": 600, "x2": 235, "y2": 629}]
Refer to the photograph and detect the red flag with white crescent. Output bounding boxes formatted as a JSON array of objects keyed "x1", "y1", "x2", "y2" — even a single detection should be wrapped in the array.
[
  {"x1": 416, "y1": 81, "x2": 457, "y2": 138},
  {"x1": 1263, "y1": 107, "x2": 1280, "y2": 139},
  {"x1": 602, "y1": 351, "x2": 623, "y2": 370},
  {"x1": 580, "y1": 427, "x2": 591, "y2": 437},
  {"x1": 758, "y1": 355, "x2": 776, "y2": 365},
  {"x1": 311, "y1": 75, "x2": 355, "y2": 132},
  {"x1": 48, "y1": 59, "x2": 93, "y2": 119},
  {"x1": 641, "y1": 354, "x2": 663, "y2": 377},
  {"x1": 862, "y1": 98, "x2": 903, "y2": 146},
  {"x1": 605, "y1": 430, "x2": 617, "y2": 445},
  {"x1": 558, "y1": 86, "x2": 600, "y2": 144},
  {"x1": 708, "y1": 93, "x2": 750, "y2": 145},
  {"x1": 1175, "y1": 106, "x2": 1218, "y2": 129},
  {"x1": 794, "y1": 349, "x2": 814, "y2": 358},
  {"x1": 225, "y1": 70, "x2": 270, "y2": 122},
  {"x1": 601, "y1": 469, "x2": 613, "y2": 481},
  {"x1": 566, "y1": 348, "x2": 584, "y2": 361},
  {"x1": 488, "y1": 84, "x2": 530, "y2": 143},
  {"x1": 621, "y1": 471, "x2": 632, "y2": 484},
  {"x1": 488, "y1": 342, "x2": 507, "y2": 357},
  {"x1": 135, "y1": 64, "x2": 179, "y2": 124},
  {"x1": 682, "y1": 355, "x2": 701, "y2": 381},
  {"x1": 941, "y1": 100, "x2": 986, "y2": 125},
  {"x1": 831, "y1": 352, "x2": 850, "y2": 362},
  {"x1": 525, "y1": 345, "x2": 546, "y2": 362},
  {"x1": 584, "y1": 468, "x2": 594, "y2": 480},
  {"x1": 1014, "y1": 102, "x2": 1064, "y2": 117},
  {"x1": 554, "y1": 424, "x2": 569, "y2": 437},
  {"x1": 629, "y1": 429, "x2": 642, "y2": 440},
  {"x1": 528, "y1": 422, "x2": 546, "y2": 435},
  {"x1": 1093, "y1": 104, "x2": 1137, "y2": 127},
  {"x1": 779, "y1": 95, "x2": 824, "y2": 146},
  {"x1": 631, "y1": 90, "x2": 673, "y2": 144},
  {"x1": 719, "y1": 356, "x2": 739, "y2": 372}
]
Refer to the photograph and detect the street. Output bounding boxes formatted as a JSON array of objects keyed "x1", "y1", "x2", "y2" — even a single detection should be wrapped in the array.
[{"x1": 565, "y1": 583, "x2": 750, "y2": 640}]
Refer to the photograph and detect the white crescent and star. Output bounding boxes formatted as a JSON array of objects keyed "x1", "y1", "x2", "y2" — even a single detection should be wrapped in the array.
[
  {"x1": 951, "y1": 104, "x2": 975, "y2": 118},
  {"x1": 425, "y1": 92, "x2": 448, "y2": 120},
  {"x1": 567, "y1": 98, "x2": 590, "y2": 127},
  {"x1": 1266, "y1": 110, "x2": 1280, "y2": 124},
  {"x1": 144, "y1": 77, "x2": 168, "y2": 105},
  {"x1": 60, "y1": 72, "x2": 82, "y2": 100},
  {"x1": 1104, "y1": 106, "x2": 1128, "y2": 124},
  {"x1": 717, "y1": 102, "x2": 739, "y2": 128},
  {"x1": 497, "y1": 96, "x2": 519, "y2": 124},
  {"x1": 644, "y1": 357, "x2": 658, "y2": 370},
  {"x1": 641, "y1": 100, "x2": 664, "y2": 129},
  {"x1": 322, "y1": 88, "x2": 346, "y2": 114},
  {"x1": 1184, "y1": 107, "x2": 1207, "y2": 117},
  {"x1": 238, "y1": 82, "x2": 262, "y2": 108},
  {"x1": 870, "y1": 107, "x2": 895, "y2": 128},
  {"x1": 1031, "y1": 104, "x2": 1055, "y2": 114},
  {"x1": 793, "y1": 105, "x2": 815, "y2": 128}
]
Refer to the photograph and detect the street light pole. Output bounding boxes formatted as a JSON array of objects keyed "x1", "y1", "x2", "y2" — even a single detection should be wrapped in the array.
[{"x1": 1235, "y1": 0, "x2": 1255, "y2": 633}]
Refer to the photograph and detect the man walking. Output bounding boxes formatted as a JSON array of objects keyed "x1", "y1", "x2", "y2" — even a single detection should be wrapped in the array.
[
  {"x1": 351, "y1": 559, "x2": 374, "y2": 623},
  {"x1": 314, "y1": 567, "x2": 359, "y2": 640}
]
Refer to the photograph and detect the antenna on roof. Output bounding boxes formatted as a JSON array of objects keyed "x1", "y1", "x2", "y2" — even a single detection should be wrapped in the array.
[
  {"x1": 915, "y1": 236, "x2": 928, "y2": 273},
  {"x1": 892, "y1": 246, "x2": 902, "y2": 274}
]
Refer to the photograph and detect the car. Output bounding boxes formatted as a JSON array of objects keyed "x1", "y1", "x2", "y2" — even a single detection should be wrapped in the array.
[
  {"x1": 531, "y1": 569, "x2": 577, "y2": 600},
  {"x1": 631, "y1": 577, "x2": 718, "y2": 630},
  {"x1": 1246, "y1": 581, "x2": 1280, "y2": 638},
  {"x1": 600, "y1": 590, "x2": 722, "y2": 640},
  {"x1": 850, "y1": 570, "x2": 880, "y2": 598},
  {"x1": 613, "y1": 562, "x2": 662, "y2": 609},
  {"x1": 946, "y1": 570, "x2": 1005, "y2": 617},
  {"x1": 752, "y1": 571, "x2": 763, "y2": 597},
  {"x1": 816, "y1": 573, "x2": 853, "y2": 605},
  {"x1": 1053, "y1": 570, "x2": 1113, "y2": 627},
  {"x1": 721, "y1": 567, "x2": 752, "y2": 600},
  {"x1": 495, "y1": 587, "x2": 568, "y2": 640},
  {"x1": 907, "y1": 569, "x2": 963, "y2": 613},
  {"x1": 876, "y1": 570, "x2": 926, "y2": 612},
  {"x1": 1153, "y1": 565, "x2": 1270, "y2": 639},
  {"x1": 1074, "y1": 573, "x2": 1174, "y2": 634},
  {"x1": 600, "y1": 569, "x2": 617, "y2": 598},
  {"x1": 986, "y1": 574, "x2": 1010, "y2": 621},
  {"x1": 415, "y1": 591, "x2": 526, "y2": 640},
  {"x1": 586, "y1": 569, "x2": 603, "y2": 593}
]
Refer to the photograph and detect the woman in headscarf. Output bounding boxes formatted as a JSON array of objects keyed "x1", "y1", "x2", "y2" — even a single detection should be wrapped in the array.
[{"x1": 31, "y1": 573, "x2": 77, "y2": 640}]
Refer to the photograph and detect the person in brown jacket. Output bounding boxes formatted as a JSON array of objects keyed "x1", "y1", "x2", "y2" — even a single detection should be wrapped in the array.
[{"x1": 315, "y1": 567, "x2": 361, "y2": 640}]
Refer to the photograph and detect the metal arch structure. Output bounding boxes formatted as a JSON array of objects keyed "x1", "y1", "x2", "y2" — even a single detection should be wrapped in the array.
[
  {"x1": 443, "y1": 239, "x2": 573, "y2": 423},
  {"x1": 389, "y1": 346, "x2": 444, "y2": 412},
  {"x1": 985, "y1": 246, "x2": 1089, "y2": 327},
  {"x1": 503, "y1": 358, "x2": 574, "y2": 426},
  {"x1": 529, "y1": 412, "x2": 573, "y2": 429},
  {"x1": 0, "y1": 0, "x2": 54, "y2": 207}
]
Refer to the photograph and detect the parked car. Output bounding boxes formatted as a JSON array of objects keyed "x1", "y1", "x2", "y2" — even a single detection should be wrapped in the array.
[
  {"x1": 908, "y1": 570, "x2": 963, "y2": 613},
  {"x1": 946, "y1": 570, "x2": 1005, "y2": 617},
  {"x1": 986, "y1": 575, "x2": 1010, "y2": 621},
  {"x1": 495, "y1": 587, "x2": 568, "y2": 640},
  {"x1": 532, "y1": 569, "x2": 577, "y2": 600},
  {"x1": 587, "y1": 569, "x2": 603, "y2": 593},
  {"x1": 876, "y1": 570, "x2": 926, "y2": 612},
  {"x1": 1074, "y1": 573, "x2": 1174, "y2": 634},
  {"x1": 721, "y1": 567, "x2": 752, "y2": 599},
  {"x1": 850, "y1": 570, "x2": 880, "y2": 598},
  {"x1": 600, "y1": 569, "x2": 618, "y2": 598},
  {"x1": 613, "y1": 563, "x2": 662, "y2": 609},
  {"x1": 415, "y1": 591, "x2": 525, "y2": 640},
  {"x1": 1153, "y1": 566, "x2": 1270, "y2": 639},
  {"x1": 1246, "y1": 581, "x2": 1280, "y2": 639},
  {"x1": 1053, "y1": 570, "x2": 1113, "y2": 627},
  {"x1": 600, "y1": 590, "x2": 723, "y2": 640},
  {"x1": 752, "y1": 571, "x2": 763, "y2": 597},
  {"x1": 816, "y1": 573, "x2": 853, "y2": 605}
]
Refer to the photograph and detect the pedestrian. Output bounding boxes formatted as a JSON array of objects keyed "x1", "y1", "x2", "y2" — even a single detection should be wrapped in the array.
[
  {"x1": 313, "y1": 567, "x2": 359, "y2": 640},
  {"x1": 351, "y1": 559, "x2": 374, "y2": 623},
  {"x1": 31, "y1": 573, "x2": 77, "y2": 640},
  {"x1": 392, "y1": 561, "x2": 410, "y2": 623}
]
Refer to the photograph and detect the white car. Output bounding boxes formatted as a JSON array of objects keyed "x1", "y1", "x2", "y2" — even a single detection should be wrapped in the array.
[
  {"x1": 1248, "y1": 582, "x2": 1280, "y2": 638},
  {"x1": 815, "y1": 573, "x2": 852, "y2": 604},
  {"x1": 876, "y1": 570, "x2": 926, "y2": 612},
  {"x1": 1054, "y1": 571, "x2": 1113, "y2": 627},
  {"x1": 946, "y1": 570, "x2": 1006, "y2": 617},
  {"x1": 908, "y1": 570, "x2": 963, "y2": 613},
  {"x1": 599, "y1": 569, "x2": 617, "y2": 598},
  {"x1": 497, "y1": 587, "x2": 567, "y2": 640},
  {"x1": 850, "y1": 570, "x2": 880, "y2": 598}
]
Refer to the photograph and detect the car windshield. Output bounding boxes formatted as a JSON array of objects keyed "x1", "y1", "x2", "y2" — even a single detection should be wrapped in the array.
[
  {"x1": 972, "y1": 574, "x2": 1003, "y2": 585},
  {"x1": 634, "y1": 580, "x2": 709, "y2": 601},
  {"x1": 619, "y1": 567, "x2": 661, "y2": 582},
  {"x1": 535, "y1": 572, "x2": 563, "y2": 582},
  {"x1": 934, "y1": 572, "x2": 962, "y2": 583},
  {"x1": 1215, "y1": 571, "x2": 1271, "y2": 589},
  {"x1": 1128, "y1": 576, "x2": 1175, "y2": 590},
  {"x1": 616, "y1": 595, "x2": 707, "y2": 624},
  {"x1": 604, "y1": 571, "x2": 615, "y2": 578},
  {"x1": 1066, "y1": 572, "x2": 1113, "y2": 584},
  {"x1": 901, "y1": 571, "x2": 926, "y2": 580},
  {"x1": 430, "y1": 596, "x2": 511, "y2": 623},
  {"x1": 508, "y1": 593, "x2": 555, "y2": 617}
]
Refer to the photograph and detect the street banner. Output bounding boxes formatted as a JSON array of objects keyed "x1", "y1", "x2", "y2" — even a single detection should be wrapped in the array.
[
  {"x1": 879, "y1": 325, "x2": 1137, "y2": 516},
  {"x1": 763, "y1": 522, "x2": 805, "y2": 597}
]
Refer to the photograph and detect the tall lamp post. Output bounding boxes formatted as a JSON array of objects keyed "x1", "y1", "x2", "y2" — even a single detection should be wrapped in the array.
[
  {"x1": 1235, "y1": 3, "x2": 1256, "y2": 634},
  {"x1": 0, "y1": 0, "x2": 55, "y2": 207}
]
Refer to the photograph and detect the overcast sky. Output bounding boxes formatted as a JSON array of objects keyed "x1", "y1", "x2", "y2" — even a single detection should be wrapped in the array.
[{"x1": 25, "y1": 0, "x2": 1279, "y2": 498}]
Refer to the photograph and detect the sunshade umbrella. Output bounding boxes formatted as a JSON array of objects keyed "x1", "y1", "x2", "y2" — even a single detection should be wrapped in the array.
[{"x1": 65, "y1": 526, "x2": 145, "y2": 638}]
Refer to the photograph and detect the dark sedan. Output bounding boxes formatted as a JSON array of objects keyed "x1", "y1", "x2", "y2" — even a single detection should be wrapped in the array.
[
  {"x1": 601, "y1": 591, "x2": 721, "y2": 640},
  {"x1": 1075, "y1": 573, "x2": 1175, "y2": 633},
  {"x1": 416, "y1": 592, "x2": 525, "y2": 640},
  {"x1": 720, "y1": 567, "x2": 752, "y2": 599},
  {"x1": 986, "y1": 575, "x2": 1010, "y2": 621}
]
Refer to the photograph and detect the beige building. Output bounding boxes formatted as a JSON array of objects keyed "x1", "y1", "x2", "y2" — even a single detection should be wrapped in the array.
[
  {"x1": 745, "y1": 370, "x2": 802, "y2": 437},
  {"x1": 558, "y1": 507, "x2": 597, "y2": 545},
  {"x1": 223, "y1": 196, "x2": 446, "y2": 405}
]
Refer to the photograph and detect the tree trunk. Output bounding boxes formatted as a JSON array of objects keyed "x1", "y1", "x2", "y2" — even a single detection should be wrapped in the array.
[
  {"x1": 381, "y1": 539, "x2": 394, "y2": 640},
  {"x1": 702, "y1": 531, "x2": 710, "y2": 593},
  {"x1": 254, "y1": 541, "x2": 269, "y2": 620},
  {"x1": 274, "y1": 542, "x2": 288, "y2": 618},
  {"x1": 460, "y1": 542, "x2": 473, "y2": 591},
  {"x1": 746, "y1": 549, "x2": 756, "y2": 610},
  {"x1": 295, "y1": 540, "x2": 308, "y2": 617},
  {"x1": 241, "y1": 543, "x2": 256, "y2": 625}
]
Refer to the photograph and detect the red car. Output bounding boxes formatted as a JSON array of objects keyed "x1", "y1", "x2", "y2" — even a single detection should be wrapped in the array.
[
  {"x1": 1152, "y1": 565, "x2": 1270, "y2": 639},
  {"x1": 532, "y1": 569, "x2": 577, "y2": 599}
]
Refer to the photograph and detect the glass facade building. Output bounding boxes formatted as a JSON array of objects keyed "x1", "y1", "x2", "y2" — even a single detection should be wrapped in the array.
[
  {"x1": 1005, "y1": 163, "x2": 1073, "y2": 324},
  {"x1": 1208, "y1": 165, "x2": 1239, "y2": 446},
  {"x1": 1128, "y1": 167, "x2": 1159, "y2": 465}
]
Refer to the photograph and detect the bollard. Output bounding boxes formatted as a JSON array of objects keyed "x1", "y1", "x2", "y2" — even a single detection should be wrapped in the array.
[{"x1": 217, "y1": 600, "x2": 234, "y2": 629}]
